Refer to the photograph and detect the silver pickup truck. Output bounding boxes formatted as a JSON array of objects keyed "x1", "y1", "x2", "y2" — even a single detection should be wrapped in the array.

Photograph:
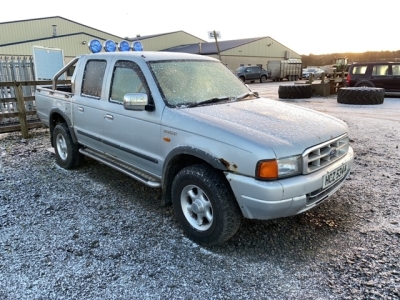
[{"x1": 35, "y1": 50, "x2": 354, "y2": 246}]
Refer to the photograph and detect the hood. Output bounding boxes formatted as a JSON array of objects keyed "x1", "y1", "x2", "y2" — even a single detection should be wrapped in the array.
[{"x1": 163, "y1": 98, "x2": 348, "y2": 158}]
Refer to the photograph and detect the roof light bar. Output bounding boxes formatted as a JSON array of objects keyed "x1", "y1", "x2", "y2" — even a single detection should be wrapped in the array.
[{"x1": 88, "y1": 39, "x2": 144, "y2": 53}]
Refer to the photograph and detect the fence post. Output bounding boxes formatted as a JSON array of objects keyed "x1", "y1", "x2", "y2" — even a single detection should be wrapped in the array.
[{"x1": 15, "y1": 82, "x2": 29, "y2": 138}]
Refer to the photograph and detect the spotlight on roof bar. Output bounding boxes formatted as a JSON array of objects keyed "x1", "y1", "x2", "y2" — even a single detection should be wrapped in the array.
[
  {"x1": 104, "y1": 40, "x2": 117, "y2": 52},
  {"x1": 132, "y1": 41, "x2": 143, "y2": 51},
  {"x1": 119, "y1": 40, "x2": 130, "y2": 52},
  {"x1": 88, "y1": 39, "x2": 102, "y2": 53}
]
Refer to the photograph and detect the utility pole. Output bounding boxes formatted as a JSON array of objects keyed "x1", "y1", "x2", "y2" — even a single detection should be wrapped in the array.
[{"x1": 213, "y1": 30, "x2": 222, "y2": 61}]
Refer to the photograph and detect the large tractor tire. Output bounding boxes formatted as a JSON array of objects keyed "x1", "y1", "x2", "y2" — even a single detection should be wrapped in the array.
[
  {"x1": 337, "y1": 87, "x2": 384, "y2": 105},
  {"x1": 278, "y1": 84, "x2": 312, "y2": 99}
]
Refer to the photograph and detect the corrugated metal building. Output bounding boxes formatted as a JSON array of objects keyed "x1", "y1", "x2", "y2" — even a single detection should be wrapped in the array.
[
  {"x1": 0, "y1": 16, "x2": 206, "y2": 63},
  {"x1": 0, "y1": 16, "x2": 301, "y2": 70},
  {"x1": 163, "y1": 37, "x2": 301, "y2": 71}
]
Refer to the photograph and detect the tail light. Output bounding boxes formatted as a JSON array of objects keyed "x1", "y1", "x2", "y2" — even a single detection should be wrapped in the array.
[{"x1": 346, "y1": 73, "x2": 351, "y2": 86}]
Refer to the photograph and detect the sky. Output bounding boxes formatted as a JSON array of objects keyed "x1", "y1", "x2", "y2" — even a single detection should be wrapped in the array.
[{"x1": 1, "y1": 0, "x2": 397, "y2": 55}]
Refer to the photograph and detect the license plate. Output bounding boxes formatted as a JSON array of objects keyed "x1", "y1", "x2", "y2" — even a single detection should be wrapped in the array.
[{"x1": 322, "y1": 164, "x2": 348, "y2": 188}]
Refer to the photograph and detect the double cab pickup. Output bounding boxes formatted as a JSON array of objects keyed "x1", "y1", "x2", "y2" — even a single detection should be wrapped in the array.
[{"x1": 35, "y1": 50, "x2": 354, "y2": 246}]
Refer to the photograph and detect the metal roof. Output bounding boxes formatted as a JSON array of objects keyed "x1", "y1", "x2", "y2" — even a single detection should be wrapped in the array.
[
  {"x1": 162, "y1": 37, "x2": 266, "y2": 54},
  {"x1": 133, "y1": 31, "x2": 206, "y2": 43},
  {"x1": 0, "y1": 32, "x2": 116, "y2": 47}
]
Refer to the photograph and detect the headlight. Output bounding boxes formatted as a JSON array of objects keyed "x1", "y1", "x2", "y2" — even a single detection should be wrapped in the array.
[{"x1": 256, "y1": 156, "x2": 302, "y2": 180}]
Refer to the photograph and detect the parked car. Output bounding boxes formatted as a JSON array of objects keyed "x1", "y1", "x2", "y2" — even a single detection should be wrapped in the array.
[
  {"x1": 235, "y1": 66, "x2": 269, "y2": 83},
  {"x1": 302, "y1": 67, "x2": 325, "y2": 79},
  {"x1": 346, "y1": 61, "x2": 400, "y2": 95}
]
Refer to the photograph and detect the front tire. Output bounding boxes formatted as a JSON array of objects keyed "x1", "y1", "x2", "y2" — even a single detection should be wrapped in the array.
[
  {"x1": 53, "y1": 123, "x2": 83, "y2": 169},
  {"x1": 171, "y1": 164, "x2": 241, "y2": 246}
]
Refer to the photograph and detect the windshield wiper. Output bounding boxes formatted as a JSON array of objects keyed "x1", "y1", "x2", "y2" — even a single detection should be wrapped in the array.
[
  {"x1": 186, "y1": 96, "x2": 232, "y2": 108},
  {"x1": 236, "y1": 91, "x2": 259, "y2": 100}
]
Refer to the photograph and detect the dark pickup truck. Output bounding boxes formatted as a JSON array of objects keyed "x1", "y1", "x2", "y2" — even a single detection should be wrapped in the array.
[{"x1": 234, "y1": 66, "x2": 270, "y2": 83}]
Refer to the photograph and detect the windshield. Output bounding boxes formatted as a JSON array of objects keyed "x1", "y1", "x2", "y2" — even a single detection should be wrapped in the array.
[
  {"x1": 235, "y1": 67, "x2": 245, "y2": 73},
  {"x1": 149, "y1": 60, "x2": 251, "y2": 107}
]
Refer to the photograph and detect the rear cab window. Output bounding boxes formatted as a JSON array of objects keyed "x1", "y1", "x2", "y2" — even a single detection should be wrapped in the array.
[{"x1": 81, "y1": 60, "x2": 107, "y2": 99}]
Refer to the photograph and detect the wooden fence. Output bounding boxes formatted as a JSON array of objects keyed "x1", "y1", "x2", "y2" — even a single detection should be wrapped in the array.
[
  {"x1": 0, "y1": 56, "x2": 70, "y2": 137},
  {"x1": 0, "y1": 80, "x2": 70, "y2": 138}
]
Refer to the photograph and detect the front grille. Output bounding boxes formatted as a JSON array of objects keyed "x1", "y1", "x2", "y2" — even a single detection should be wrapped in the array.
[{"x1": 302, "y1": 134, "x2": 349, "y2": 174}]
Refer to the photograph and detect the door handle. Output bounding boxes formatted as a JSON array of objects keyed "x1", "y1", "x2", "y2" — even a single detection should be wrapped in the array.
[
  {"x1": 78, "y1": 107, "x2": 84, "y2": 112},
  {"x1": 104, "y1": 114, "x2": 114, "y2": 120}
]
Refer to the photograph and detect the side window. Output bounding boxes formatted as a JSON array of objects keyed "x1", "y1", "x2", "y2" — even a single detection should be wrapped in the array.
[
  {"x1": 81, "y1": 60, "x2": 107, "y2": 99},
  {"x1": 352, "y1": 65, "x2": 368, "y2": 75},
  {"x1": 372, "y1": 65, "x2": 389, "y2": 76},
  {"x1": 109, "y1": 61, "x2": 149, "y2": 104},
  {"x1": 392, "y1": 64, "x2": 400, "y2": 75}
]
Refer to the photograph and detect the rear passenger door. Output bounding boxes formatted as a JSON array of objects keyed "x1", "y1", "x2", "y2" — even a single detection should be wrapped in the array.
[
  {"x1": 247, "y1": 67, "x2": 258, "y2": 81},
  {"x1": 370, "y1": 64, "x2": 390, "y2": 89},
  {"x1": 72, "y1": 59, "x2": 107, "y2": 150}
]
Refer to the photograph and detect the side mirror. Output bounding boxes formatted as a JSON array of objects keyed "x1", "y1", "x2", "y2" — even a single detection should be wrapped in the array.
[{"x1": 123, "y1": 93, "x2": 148, "y2": 111}]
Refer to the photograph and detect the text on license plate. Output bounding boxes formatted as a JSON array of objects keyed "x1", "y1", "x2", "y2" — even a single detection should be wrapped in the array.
[{"x1": 322, "y1": 164, "x2": 348, "y2": 188}]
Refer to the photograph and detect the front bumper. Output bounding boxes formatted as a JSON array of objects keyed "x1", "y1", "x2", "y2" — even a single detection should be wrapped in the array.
[{"x1": 225, "y1": 147, "x2": 354, "y2": 220}]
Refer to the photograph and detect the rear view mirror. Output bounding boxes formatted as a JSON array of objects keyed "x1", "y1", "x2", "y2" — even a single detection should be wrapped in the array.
[{"x1": 123, "y1": 93, "x2": 148, "y2": 111}]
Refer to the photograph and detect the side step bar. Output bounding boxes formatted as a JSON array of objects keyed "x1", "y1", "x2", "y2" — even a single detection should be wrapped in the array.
[{"x1": 79, "y1": 147, "x2": 161, "y2": 188}]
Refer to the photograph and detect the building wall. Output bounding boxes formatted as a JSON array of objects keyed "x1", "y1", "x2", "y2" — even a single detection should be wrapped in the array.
[
  {"x1": 222, "y1": 37, "x2": 300, "y2": 60},
  {"x1": 214, "y1": 38, "x2": 301, "y2": 70},
  {"x1": 219, "y1": 55, "x2": 276, "y2": 71},
  {"x1": 0, "y1": 17, "x2": 122, "y2": 45},
  {"x1": 1, "y1": 17, "x2": 301, "y2": 72},
  {"x1": 1, "y1": 34, "x2": 97, "y2": 59}
]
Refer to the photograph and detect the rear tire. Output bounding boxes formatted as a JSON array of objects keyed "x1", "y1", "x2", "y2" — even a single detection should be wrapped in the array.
[
  {"x1": 260, "y1": 75, "x2": 267, "y2": 83},
  {"x1": 355, "y1": 80, "x2": 374, "y2": 88},
  {"x1": 53, "y1": 123, "x2": 83, "y2": 169},
  {"x1": 171, "y1": 164, "x2": 241, "y2": 246},
  {"x1": 337, "y1": 87, "x2": 384, "y2": 105}
]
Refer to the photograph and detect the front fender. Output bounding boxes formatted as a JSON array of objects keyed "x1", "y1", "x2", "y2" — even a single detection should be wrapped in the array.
[
  {"x1": 160, "y1": 146, "x2": 228, "y2": 206},
  {"x1": 163, "y1": 146, "x2": 227, "y2": 176}
]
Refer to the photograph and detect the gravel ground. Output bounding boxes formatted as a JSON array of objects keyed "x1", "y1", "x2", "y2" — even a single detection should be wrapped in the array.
[{"x1": 1, "y1": 83, "x2": 399, "y2": 299}]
